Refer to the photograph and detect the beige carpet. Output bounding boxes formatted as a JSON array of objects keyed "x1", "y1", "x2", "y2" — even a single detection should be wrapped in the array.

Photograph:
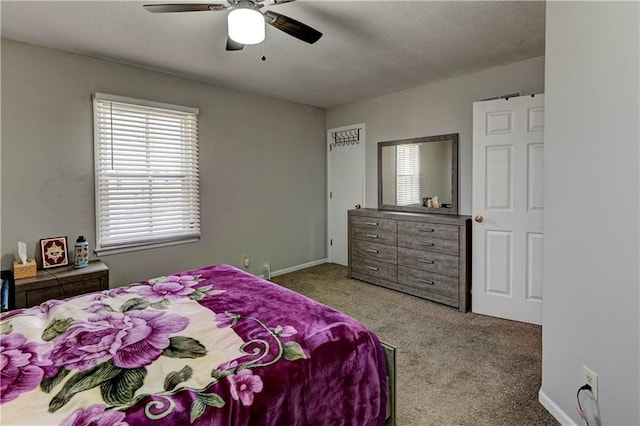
[{"x1": 271, "y1": 263, "x2": 558, "y2": 426}]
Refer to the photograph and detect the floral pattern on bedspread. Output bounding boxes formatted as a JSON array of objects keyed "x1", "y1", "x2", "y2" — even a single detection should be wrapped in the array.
[{"x1": 1, "y1": 264, "x2": 387, "y2": 426}]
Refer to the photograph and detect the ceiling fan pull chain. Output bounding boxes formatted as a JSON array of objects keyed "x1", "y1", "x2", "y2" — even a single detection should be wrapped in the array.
[{"x1": 261, "y1": 36, "x2": 267, "y2": 61}]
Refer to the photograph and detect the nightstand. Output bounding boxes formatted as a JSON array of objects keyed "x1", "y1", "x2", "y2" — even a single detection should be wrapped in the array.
[{"x1": 14, "y1": 260, "x2": 109, "y2": 308}]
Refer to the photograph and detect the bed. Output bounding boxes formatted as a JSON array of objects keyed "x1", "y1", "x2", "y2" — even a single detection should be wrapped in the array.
[{"x1": 1, "y1": 264, "x2": 395, "y2": 425}]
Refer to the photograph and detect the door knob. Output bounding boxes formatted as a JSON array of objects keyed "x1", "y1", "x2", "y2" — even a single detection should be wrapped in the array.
[{"x1": 474, "y1": 215, "x2": 484, "y2": 223}]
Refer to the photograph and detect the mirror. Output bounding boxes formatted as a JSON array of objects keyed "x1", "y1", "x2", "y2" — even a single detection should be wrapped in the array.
[{"x1": 378, "y1": 133, "x2": 458, "y2": 215}]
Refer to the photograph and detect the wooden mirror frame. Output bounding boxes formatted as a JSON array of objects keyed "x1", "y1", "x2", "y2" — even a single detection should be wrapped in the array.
[{"x1": 378, "y1": 133, "x2": 458, "y2": 215}]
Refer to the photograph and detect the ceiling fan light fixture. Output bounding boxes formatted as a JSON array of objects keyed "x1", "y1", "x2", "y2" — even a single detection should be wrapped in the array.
[{"x1": 228, "y1": 8, "x2": 265, "y2": 45}]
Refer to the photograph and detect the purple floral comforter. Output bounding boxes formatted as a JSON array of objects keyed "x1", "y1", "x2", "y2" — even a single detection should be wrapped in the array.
[{"x1": 0, "y1": 264, "x2": 387, "y2": 425}]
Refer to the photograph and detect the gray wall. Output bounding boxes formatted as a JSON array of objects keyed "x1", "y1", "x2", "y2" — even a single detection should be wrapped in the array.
[
  {"x1": 380, "y1": 146, "x2": 396, "y2": 205},
  {"x1": 419, "y1": 141, "x2": 450, "y2": 205},
  {"x1": 326, "y1": 56, "x2": 545, "y2": 215},
  {"x1": 1, "y1": 39, "x2": 327, "y2": 286},
  {"x1": 541, "y1": 2, "x2": 639, "y2": 425}
]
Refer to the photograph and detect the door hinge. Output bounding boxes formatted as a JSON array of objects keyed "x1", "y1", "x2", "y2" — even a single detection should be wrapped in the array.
[
  {"x1": 330, "y1": 192, "x2": 332, "y2": 199},
  {"x1": 330, "y1": 239, "x2": 333, "y2": 246},
  {"x1": 329, "y1": 144, "x2": 332, "y2": 151}
]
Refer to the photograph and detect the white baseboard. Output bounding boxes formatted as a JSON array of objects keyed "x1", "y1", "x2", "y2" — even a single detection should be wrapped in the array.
[
  {"x1": 263, "y1": 258, "x2": 328, "y2": 279},
  {"x1": 539, "y1": 389, "x2": 578, "y2": 426}
]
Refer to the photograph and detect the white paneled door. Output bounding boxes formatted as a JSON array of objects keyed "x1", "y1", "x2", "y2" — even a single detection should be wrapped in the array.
[
  {"x1": 328, "y1": 125, "x2": 365, "y2": 266},
  {"x1": 472, "y1": 95, "x2": 544, "y2": 325}
]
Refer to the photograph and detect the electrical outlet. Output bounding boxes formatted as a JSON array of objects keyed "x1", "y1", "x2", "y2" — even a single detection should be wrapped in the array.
[
  {"x1": 583, "y1": 366, "x2": 598, "y2": 401},
  {"x1": 242, "y1": 254, "x2": 250, "y2": 268}
]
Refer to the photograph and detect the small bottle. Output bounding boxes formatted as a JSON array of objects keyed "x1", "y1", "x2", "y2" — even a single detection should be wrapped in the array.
[
  {"x1": 1, "y1": 276, "x2": 9, "y2": 312},
  {"x1": 74, "y1": 236, "x2": 89, "y2": 268},
  {"x1": 1, "y1": 271, "x2": 14, "y2": 312}
]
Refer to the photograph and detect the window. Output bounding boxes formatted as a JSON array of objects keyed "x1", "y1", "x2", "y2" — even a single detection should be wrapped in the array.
[
  {"x1": 396, "y1": 144, "x2": 421, "y2": 205},
  {"x1": 93, "y1": 93, "x2": 200, "y2": 255}
]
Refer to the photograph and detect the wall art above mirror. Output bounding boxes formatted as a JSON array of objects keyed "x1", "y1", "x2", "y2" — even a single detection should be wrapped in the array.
[{"x1": 378, "y1": 133, "x2": 458, "y2": 215}]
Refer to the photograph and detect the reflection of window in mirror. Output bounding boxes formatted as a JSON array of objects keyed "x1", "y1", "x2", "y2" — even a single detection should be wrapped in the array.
[{"x1": 396, "y1": 144, "x2": 421, "y2": 205}]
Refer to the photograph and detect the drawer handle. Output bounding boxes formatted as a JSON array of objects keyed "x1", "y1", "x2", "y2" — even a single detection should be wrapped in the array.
[
  {"x1": 365, "y1": 234, "x2": 379, "y2": 239},
  {"x1": 418, "y1": 279, "x2": 435, "y2": 286},
  {"x1": 365, "y1": 222, "x2": 379, "y2": 226},
  {"x1": 418, "y1": 259, "x2": 435, "y2": 264},
  {"x1": 420, "y1": 228, "x2": 435, "y2": 233},
  {"x1": 418, "y1": 242, "x2": 435, "y2": 247},
  {"x1": 366, "y1": 248, "x2": 379, "y2": 253},
  {"x1": 365, "y1": 266, "x2": 379, "y2": 272}
]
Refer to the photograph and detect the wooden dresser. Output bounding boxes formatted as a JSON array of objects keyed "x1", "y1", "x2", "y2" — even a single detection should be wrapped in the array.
[
  {"x1": 348, "y1": 208, "x2": 471, "y2": 312},
  {"x1": 14, "y1": 260, "x2": 109, "y2": 308}
]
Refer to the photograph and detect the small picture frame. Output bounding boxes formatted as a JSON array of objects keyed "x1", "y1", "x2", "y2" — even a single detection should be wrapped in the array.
[{"x1": 40, "y1": 236, "x2": 69, "y2": 269}]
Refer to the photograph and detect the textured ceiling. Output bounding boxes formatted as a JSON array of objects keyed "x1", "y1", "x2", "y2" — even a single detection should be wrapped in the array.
[{"x1": 1, "y1": 1, "x2": 545, "y2": 108}]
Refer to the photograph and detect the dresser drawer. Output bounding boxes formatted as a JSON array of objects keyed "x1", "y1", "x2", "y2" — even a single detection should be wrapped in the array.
[
  {"x1": 351, "y1": 256, "x2": 397, "y2": 283},
  {"x1": 351, "y1": 216, "x2": 397, "y2": 232},
  {"x1": 25, "y1": 278, "x2": 103, "y2": 307},
  {"x1": 398, "y1": 266, "x2": 458, "y2": 299},
  {"x1": 397, "y1": 221, "x2": 458, "y2": 240},
  {"x1": 351, "y1": 227, "x2": 397, "y2": 245},
  {"x1": 352, "y1": 239, "x2": 397, "y2": 263},
  {"x1": 398, "y1": 233, "x2": 458, "y2": 255},
  {"x1": 398, "y1": 246, "x2": 459, "y2": 277}
]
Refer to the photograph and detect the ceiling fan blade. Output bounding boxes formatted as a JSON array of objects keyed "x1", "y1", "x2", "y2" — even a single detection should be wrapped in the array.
[
  {"x1": 262, "y1": 0, "x2": 297, "y2": 5},
  {"x1": 263, "y1": 10, "x2": 322, "y2": 44},
  {"x1": 226, "y1": 37, "x2": 245, "y2": 51},
  {"x1": 143, "y1": 3, "x2": 229, "y2": 13}
]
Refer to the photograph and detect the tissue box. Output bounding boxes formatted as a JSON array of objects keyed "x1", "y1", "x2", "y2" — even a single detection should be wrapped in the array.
[{"x1": 13, "y1": 259, "x2": 37, "y2": 279}]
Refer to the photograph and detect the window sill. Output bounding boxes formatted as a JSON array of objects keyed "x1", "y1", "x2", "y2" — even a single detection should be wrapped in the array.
[{"x1": 95, "y1": 237, "x2": 199, "y2": 256}]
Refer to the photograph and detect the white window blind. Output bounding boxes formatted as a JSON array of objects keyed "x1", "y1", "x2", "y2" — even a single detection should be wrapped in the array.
[
  {"x1": 396, "y1": 144, "x2": 421, "y2": 206},
  {"x1": 93, "y1": 93, "x2": 200, "y2": 255}
]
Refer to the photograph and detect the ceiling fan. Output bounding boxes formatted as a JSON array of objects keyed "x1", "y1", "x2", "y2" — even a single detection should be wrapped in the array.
[{"x1": 143, "y1": 0, "x2": 322, "y2": 52}]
